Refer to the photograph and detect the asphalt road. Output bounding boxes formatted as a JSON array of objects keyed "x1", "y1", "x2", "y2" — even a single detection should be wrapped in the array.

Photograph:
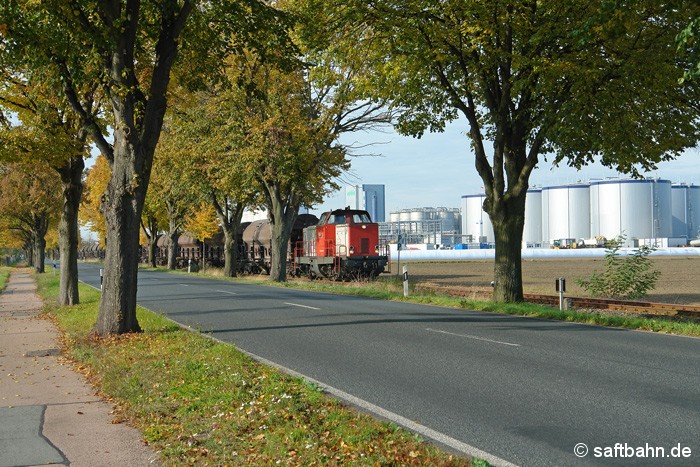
[{"x1": 78, "y1": 264, "x2": 700, "y2": 466}]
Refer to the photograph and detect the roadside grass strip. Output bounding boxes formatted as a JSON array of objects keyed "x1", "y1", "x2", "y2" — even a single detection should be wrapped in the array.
[
  {"x1": 34, "y1": 273, "x2": 473, "y2": 466},
  {"x1": 0, "y1": 266, "x2": 9, "y2": 291}
]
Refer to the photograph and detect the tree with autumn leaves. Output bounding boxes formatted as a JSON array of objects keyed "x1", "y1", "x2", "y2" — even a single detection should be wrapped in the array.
[
  {"x1": 318, "y1": 0, "x2": 700, "y2": 302},
  {"x1": 0, "y1": 71, "x2": 97, "y2": 305},
  {"x1": 157, "y1": 88, "x2": 255, "y2": 277},
  {"x1": 161, "y1": 15, "x2": 393, "y2": 281},
  {"x1": 2, "y1": 0, "x2": 389, "y2": 337},
  {"x1": 1, "y1": 0, "x2": 292, "y2": 335},
  {"x1": 0, "y1": 162, "x2": 61, "y2": 273},
  {"x1": 3, "y1": 0, "x2": 698, "y2": 347}
]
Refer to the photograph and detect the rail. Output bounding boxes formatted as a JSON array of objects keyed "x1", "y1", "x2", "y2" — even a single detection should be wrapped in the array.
[
  {"x1": 523, "y1": 294, "x2": 700, "y2": 320},
  {"x1": 416, "y1": 284, "x2": 700, "y2": 320}
]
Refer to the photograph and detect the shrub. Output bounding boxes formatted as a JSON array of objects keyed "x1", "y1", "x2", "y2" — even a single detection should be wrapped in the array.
[{"x1": 576, "y1": 235, "x2": 661, "y2": 300}]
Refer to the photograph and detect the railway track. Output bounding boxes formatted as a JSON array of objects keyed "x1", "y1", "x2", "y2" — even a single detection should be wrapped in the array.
[
  {"x1": 524, "y1": 294, "x2": 700, "y2": 320},
  {"x1": 417, "y1": 284, "x2": 700, "y2": 320}
]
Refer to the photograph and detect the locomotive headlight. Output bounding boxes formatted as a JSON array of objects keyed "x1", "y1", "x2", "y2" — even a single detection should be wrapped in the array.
[
  {"x1": 349, "y1": 246, "x2": 355, "y2": 254},
  {"x1": 361, "y1": 225, "x2": 367, "y2": 229},
  {"x1": 375, "y1": 245, "x2": 379, "y2": 254}
]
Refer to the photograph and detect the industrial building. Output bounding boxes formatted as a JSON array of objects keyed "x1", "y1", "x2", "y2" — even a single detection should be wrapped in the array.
[
  {"x1": 462, "y1": 178, "x2": 700, "y2": 248},
  {"x1": 382, "y1": 207, "x2": 462, "y2": 246},
  {"x1": 346, "y1": 184, "x2": 386, "y2": 222}
]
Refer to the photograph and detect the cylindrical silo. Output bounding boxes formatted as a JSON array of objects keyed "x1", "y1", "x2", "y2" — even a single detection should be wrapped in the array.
[
  {"x1": 409, "y1": 208, "x2": 428, "y2": 222},
  {"x1": 461, "y1": 194, "x2": 494, "y2": 243},
  {"x1": 436, "y1": 207, "x2": 459, "y2": 232},
  {"x1": 541, "y1": 183, "x2": 590, "y2": 243},
  {"x1": 523, "y1": 188, "x2": 542, "y2": 244},
  {"x1": 451, "y1": 208, "x2": 462, "y2": 234},
  {"x1": 399, "y1": 209, "x2": 411, "y2": 222},
  {"x1": 436, "y1": 207, "x2": 447, "y2": 230},
  {"x1": 671, "y1": 184, "x2": 690, "y2": 238},
  {"x1": 688, "y1": 185, "x2": 700, "y2": 239},
  {"x1": 389, "y1": 211, "x2": 400, "y2": 223},
  {"x1": 590, "y1": 179, "x2": 672, "y2": 244}
]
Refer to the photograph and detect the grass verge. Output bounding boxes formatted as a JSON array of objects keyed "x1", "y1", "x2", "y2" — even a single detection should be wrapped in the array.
[
  {"x1": 224, "y1": 273, "x2": 700, "y2": 337},
  {"x1": 0, "y1": 266, "x2": 10, "y2": 291},
  {"x1": 34, "y1": 273, "x2": 473, "y2": 466}
]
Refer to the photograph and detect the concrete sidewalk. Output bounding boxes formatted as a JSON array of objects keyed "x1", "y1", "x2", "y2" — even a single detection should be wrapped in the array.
[{"x1": 0, "y1": 269, "x2": 159, "y2": 467}]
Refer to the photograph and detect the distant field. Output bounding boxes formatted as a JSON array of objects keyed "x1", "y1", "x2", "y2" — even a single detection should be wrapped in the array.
[{"x1": 389, "y1": 256, "x2": 700, "y2": 305}]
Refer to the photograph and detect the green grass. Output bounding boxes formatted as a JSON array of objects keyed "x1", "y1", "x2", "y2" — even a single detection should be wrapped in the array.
[
  {"x1": 34, "y1": 273, "x2": 473, "y2": 466},
  {"x1": 0, "y1": 267, "x2": 10, "y2": 291}
]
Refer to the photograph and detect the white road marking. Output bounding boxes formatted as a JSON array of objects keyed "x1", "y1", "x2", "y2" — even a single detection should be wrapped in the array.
[
  {"x1": 426, "y1": 328, "x2": 521, "y2": 347},
  {"x1": 215, "y1": 290, "x2": 237, "y2": 295},
  {"x1": 284, "y1": 302, "x2": 321, "y2": 310}
]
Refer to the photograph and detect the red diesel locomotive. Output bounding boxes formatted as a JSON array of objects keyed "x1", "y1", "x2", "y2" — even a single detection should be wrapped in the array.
[{"x1": 293, "y1": 208, "x2": 389, "y2": 279}]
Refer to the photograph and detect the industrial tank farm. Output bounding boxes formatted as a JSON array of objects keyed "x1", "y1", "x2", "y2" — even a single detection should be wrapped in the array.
[
  {"x1": 672, "y1": 184, "x2": 690, "y2": 238},
  {"x1": 523, "y1": 188, "x2": 542, "y2": 245},
  {"x1": 461, "y1": 194, "x2": 494, "y2": 243},
  {"x1": 542, "y1": 183, "x2": 590, "y2": 243},
  {"x1": 589, "y1": 179, "x2": 672, "y2": 244},
  {"x1": 672, "y1": 184, "x2": 700, "y2": 239},
  {"x1": 457, "y1": 177, "x2": 698, "y2": 249},
  {"x1": 690, "y1": 185, "x2": 700, "y2": 239}
]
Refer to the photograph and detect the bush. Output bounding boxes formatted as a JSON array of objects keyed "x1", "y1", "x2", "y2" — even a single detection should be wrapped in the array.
[{"x1": 576, "y1": 236, "x2": 661, "y2": 300}]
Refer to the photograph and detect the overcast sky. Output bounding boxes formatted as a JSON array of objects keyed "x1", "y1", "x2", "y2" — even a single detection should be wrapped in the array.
[{"x1": 311, "y1": 118, "x2": 700, "y2": 216}]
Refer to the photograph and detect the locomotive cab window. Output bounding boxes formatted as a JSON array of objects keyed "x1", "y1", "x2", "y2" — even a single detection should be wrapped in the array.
[
  {"x1": 352, "y1": 213, "x2": 371, "y2": 223},
  {"x1": 320, "y1": 210, "x2": 373, "y2": 225}
]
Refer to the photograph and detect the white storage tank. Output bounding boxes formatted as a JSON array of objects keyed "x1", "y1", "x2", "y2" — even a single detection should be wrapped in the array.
[
  {"x1": 541, "y1": 183, "x2": 590, "y2": 243},
  {"x1": 451, "y1": 208, "x2": 462, "y2": 234},
  {"x1": 689, "y1": 185, "x2": 700, "y2": 239},
  {"x1": 389, "y1": 211, "x2": 401, "y2": 223},
  {"x1": 523, "y1": 188, "x2": 542, "y2": 244},
  {"x1": 461, "y1": 194, "x2": 494, "y2": 243},
  {"x1": 671, "y1": 184, "x2": 690, "y2": 238},
  {"x1": 410, "y1": 208, "x2": 431, "y2": 222},
  {"x1": 399, "y1": 209, "x2": 412, "y2": 222},
  {"x1": 590, "y1": 179, "x2": 672, "y2": 244},
  {"x1": 436, "y1": 207, "x2": 460, "y2": 232},
  {"x1": 436, "y1": 207, "x2": 449, "y2": 230}
]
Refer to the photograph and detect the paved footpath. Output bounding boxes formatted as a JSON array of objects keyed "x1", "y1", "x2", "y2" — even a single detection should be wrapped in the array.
[{"x1": 0, "y1": 269, "x2": 159, "y2": 467}]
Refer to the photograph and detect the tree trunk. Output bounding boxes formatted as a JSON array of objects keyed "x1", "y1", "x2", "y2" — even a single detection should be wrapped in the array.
[
  {"x1": 26, "y1": 242, "x2": 34, "y2": 268},
  {"x1": 165, "y1": 203, "x2": 182, "y2": 270},
  {"x1": 33, "y1": 229, "x2": 46, "y2": 273},
  {"x1": 223, "y1": 230, "x2": 237, "y2": 276},
  {"x1": 212, "y1": 197, "x2": 245, "y2": 278},
  {"x1": 488, "y1": 191, "x2": 527, "y2": 303},
  {"x1": 167, "y1": 230, "x2": 180, "y2": 270},
  {"x1": 91, "y1": 142, "x2": 146, "y2": 336},
  {"x1": 57, "y1": 156, "x2": 84, "y2": 305},
  {"x1": 30, "y1": 214, "x2": 49, "y2": 274},
  {"x1": 148, "y1": 234, "x2": 159, "y2": 268},
  {"x1": 141, "y1": 215, "x2": 160, "y2": 268},
  {"x1": 268, "y1": 201, "x2": 298, "y2": 282}
]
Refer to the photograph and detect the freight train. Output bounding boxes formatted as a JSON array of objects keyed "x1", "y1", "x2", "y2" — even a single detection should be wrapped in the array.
[{"x1": 80, "y1": 208, "x2": 389, "y2": 279}]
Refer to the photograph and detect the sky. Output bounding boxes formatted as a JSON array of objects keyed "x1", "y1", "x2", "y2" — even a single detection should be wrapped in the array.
[{"x1": 310, "y1": 118, "x2": 700, "y2": 216}]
